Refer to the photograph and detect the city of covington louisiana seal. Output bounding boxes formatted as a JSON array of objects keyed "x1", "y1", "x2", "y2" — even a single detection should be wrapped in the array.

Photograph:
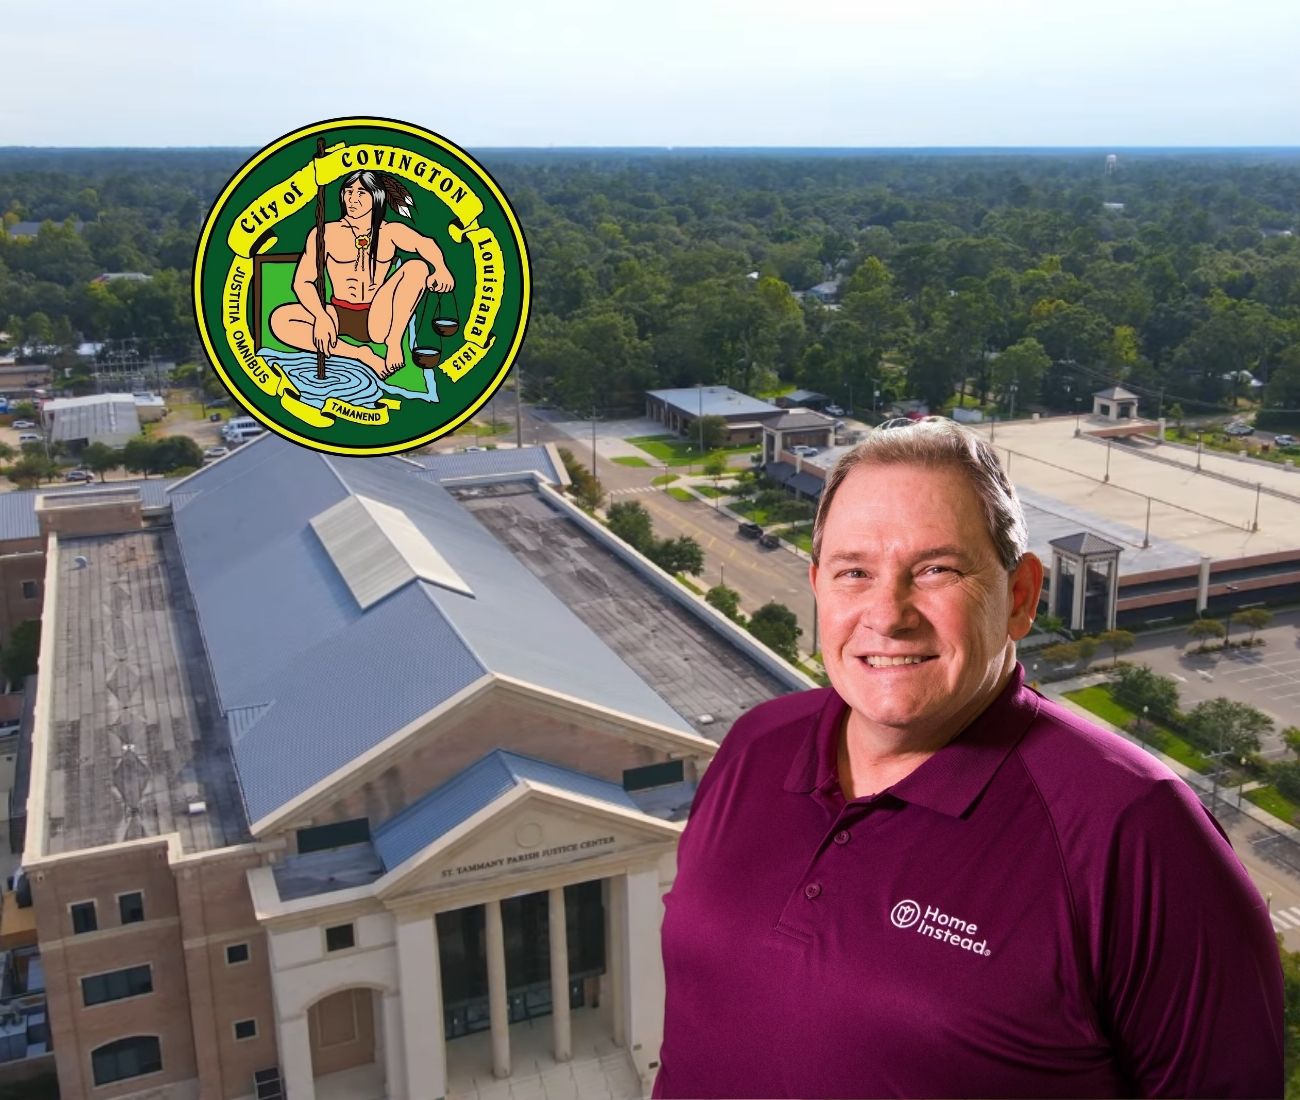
[{"x1": 194, "y1": 117, "x2": 530, "y2": 455}]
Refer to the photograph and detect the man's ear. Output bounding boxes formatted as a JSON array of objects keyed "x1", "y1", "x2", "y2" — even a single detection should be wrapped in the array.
[{"x1": 1007, "y1": 552, "x2": 1045, "y2": 642}]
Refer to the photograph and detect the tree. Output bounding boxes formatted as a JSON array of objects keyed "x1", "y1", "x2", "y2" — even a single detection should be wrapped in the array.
[
  {"x1": 556, "y1": 447, "x2": 603, "y2": 512},
  {"x1": 1235, "y1": 607, "x2": 1273, "y2": 644},
  {"x1": 1035, "y1": 612, "x2": 1065, "y2": 635},
  {"x1": 705, "y1": 585, "x2": 743, "y2": 623},
  {"x1": 747, "y1": 601, "x2": 802, "y2": 662},
  {"x1": 1041, "y1": 642, "x2": 1080, "y2": 666},
  {"x1": 695, "y1": 415, "x2": 728, "y2": 452},
  {"x1": 2, "y1": 457, "x2": 48, "y2": 489},
  {"x1": 1111, "y1": 664, "x2": 1180, "y2": 724},
  {"x1": 1184, "y1": 697, "x2": 1273, "y2": 758},
  {"x1": 1098, "y1": 629, "x2": 1136, "y2": 667},
  {"x1": 1187, "y1": 618, "x2": 1226, "y2": 649},
  {"x1": 702, "y1": 451, "x2": 728, "y2": 484},
  {"x1": 990, "y1": 337, "x2": 1051, "y2": 411},
  {"x1": 1, "y1": 620, "x2": 40, "y2": 686},
  {"x1": 1168, "y1": 402, "x2": 1185, "y2": 434},
  {"x1": 1074, "y1": 636, "x2": 1099, "y2": 665},
  {"x1": 651, "y1": 536, "x2": 704, "y2": 576},
  {"x1": 149, "y1": 435, "x2": 203, "y2": 474},
  {"x1": 607, "y1": 501, "x2": 654, "y2": 554},
  {"x1": 1282, "y1": 726, "x2": 1300, "y2": 756},
  {"x1": 121, "y1": 437, "x2": 154, "y2": 479},
  {"x1": 80, "y1": 442, "x2": 121, "y2": 482}
]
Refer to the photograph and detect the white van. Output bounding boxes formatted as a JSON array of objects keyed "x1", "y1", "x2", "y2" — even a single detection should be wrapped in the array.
[{"x1": 222, "y1": 417, "x2": 266, "y2": 444}]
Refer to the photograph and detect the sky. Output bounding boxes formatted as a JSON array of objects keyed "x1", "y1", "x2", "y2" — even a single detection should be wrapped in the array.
[{"x1": 5, "y1": 0, "x2": 1299, "y2": 148}]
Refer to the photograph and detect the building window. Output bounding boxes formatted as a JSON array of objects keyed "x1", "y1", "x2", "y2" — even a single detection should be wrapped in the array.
[
  {"x1": 233, "y1": 1018, "x2": 257, "y2": 1041},
  {"x1": 623, "y1": 759, "x2": 685, "y2": 791},
  {"x1": 296, "y1": 817, "x2": 371, "y2": 854},
  {"x1": 70, "y1": 901, "x2": 97, "y2": 934},
  {"x1": 118, "y1": 891, "x2": 145, "y2": 924},
  {"x1": 91, "y1": 1035, "x2": 162, "y2": 1086},
  {"x1": 82, "y1": 965, "x2": 153, "y2": 1007},
  {"x1": 20, "y1": 581, "x2": 37, "y2": 600},
  {"x1": 225, "y1": 942, "x2": 250, "y2": 966},
  {"x1": 324, "y1": 923, "x2": 355, "y2": 952}
]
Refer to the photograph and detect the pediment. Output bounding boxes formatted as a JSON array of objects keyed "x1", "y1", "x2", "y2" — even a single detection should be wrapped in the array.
[{"x1": 376, "y1": 784, "x2": 680, "y2": 900}]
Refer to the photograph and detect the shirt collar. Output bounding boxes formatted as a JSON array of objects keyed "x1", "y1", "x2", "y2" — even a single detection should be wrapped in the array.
[{"x1": 784, "y1": 663, "x2": 1039, "y2": 819}]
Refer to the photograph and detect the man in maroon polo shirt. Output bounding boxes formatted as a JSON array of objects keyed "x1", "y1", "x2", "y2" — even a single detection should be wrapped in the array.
[{"x1": 655, "y1": 418, "x2": 1283, "y2": 1099}]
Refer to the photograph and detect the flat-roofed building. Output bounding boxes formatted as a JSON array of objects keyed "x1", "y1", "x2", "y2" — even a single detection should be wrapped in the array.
[
  {"x1": 20, "y1": 437, "x2": 806, "y2": 1100},
  {"x1": 644, "y1": 386, "x2": 781, "y2": 445}
]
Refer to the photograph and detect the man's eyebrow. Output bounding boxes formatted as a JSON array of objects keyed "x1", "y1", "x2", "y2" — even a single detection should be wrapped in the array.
[{"x1": 822, "y1": 545, "x2": 973, "y2": 567}]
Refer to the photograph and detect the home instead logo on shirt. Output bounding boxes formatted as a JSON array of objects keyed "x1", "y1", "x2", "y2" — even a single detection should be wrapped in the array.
[{"x1": 890, "y1": 899, "x2": 992, "y2": 957}]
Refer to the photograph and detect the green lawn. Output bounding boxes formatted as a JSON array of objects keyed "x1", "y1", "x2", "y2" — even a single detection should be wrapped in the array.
[
  {"x1": 626, "y1": 434, "x2": 760, "y2": 467},
  {"x1": 652, "y1": 473, "x2": 679, "y2": 486},
  {"x1": 1246, "y1": 785, "x2": 1300, "y2": 826},
  {"x1": 730, "y1": 500, "x2": 774, "y2": 523},
  {"x1": 666, "y1": 487, "x2": 695, "y2": 503},
  {"x1": 676, "y1": 573, "x2": 704, "y2": 595},
  {"x1": 695, "y1": 484, "x2": 729, "y2": 498},
  {"x1": 1063, "y1": 686, "x2": 1211, "y2": 771},
  {"x1": 782, "y1": 522, "x2": 813, "y2": 554},
  {"x1": 612, "y1": 456, "x2": 651, "y2": 467}
]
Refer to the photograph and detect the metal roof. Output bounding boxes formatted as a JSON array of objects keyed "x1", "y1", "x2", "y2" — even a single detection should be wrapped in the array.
[
  {"x1": 1093, "y1": 386, "x2": 1139, "y2": 401},
  {"x1": 48, "y1": 396, "x2": 140, "y2": 447},
  {"x1": 410, "y1": 445, "x2": 561, "y2": 484},
  {"x1": 647, "y1": 386, "x2": 779, "y2": 420},
  {"x1": 764, "y1": 461, "x2": 796, "y2": 485},
  {"x1": 170, "y1": 435, "x2": 696, "y2": 826},
  {"x1": 1049, "y1": 531, "x2": 1124, "y2": 557},
  {"x1": 782, "y1": 390, "x2": 828, "y2": 404},
  {"x1": 373, "y1": 749, "x2": 638, "y2": 872},
  {"x1": 788, "y1": 472, "x2": 825, "y2": 499},
  {"x1": 767, "y1": 411, "x2": 834, "y2": 431},
  {"x1": 0, "y1": 478, "x2": 175, "y2": 543}
]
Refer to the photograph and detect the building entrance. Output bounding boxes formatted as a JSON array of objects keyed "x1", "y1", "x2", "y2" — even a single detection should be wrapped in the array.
[{"x1": 437, "y1": 879, "x2": 606, "y2": 1041}]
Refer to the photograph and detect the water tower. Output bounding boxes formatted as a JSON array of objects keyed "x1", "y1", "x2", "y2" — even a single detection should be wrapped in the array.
[{"x1": 1105, "y1": 154, "x2": 1119, "y2": 175}]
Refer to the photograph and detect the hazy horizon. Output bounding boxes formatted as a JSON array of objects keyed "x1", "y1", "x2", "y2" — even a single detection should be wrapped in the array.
[{"x1": 6, "y1": 0, "x2": 1298, "y2": 149}]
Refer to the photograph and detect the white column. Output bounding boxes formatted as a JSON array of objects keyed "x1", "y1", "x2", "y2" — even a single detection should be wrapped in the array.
[
  {"x1": 1107, "y1": 557, "x2": 1119, "y2": 631},
  {"x1": 624, "y1": 865, "x2": 666, "y2": 1085},
  {"x1": 486, "y1": 899, "x2": 511, "y2": 1078},
  {"x1": 1071, "y1": 557, "x2": 1086, "y2": 631},
  {"x1": 549, "y1": 887, "x2": 572, "y2": 1062},
  {"x1": 381, "y1": 994, "x2": 406, "y2": 1100},
  {"x1": 1048, "y1": 553, "x2": 1061, "y2": 619},
  {"x1": 277, "y1": 1014, "x2": 315, "y2": 1100},
  {"x1": 607, "y1": 875, "x2": 627, "y2": 1047},
  {"x1": 395, "y1": 915, "x2": 446, "y2": 1100},
  {"x1": 1197, "y1": 554, "x2": 1212, "y2": 613}
]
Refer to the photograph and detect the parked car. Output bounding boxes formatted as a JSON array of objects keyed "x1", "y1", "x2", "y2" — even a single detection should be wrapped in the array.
[
  {"x1": 758, "y1": 532, "x2": 781, "y2": 549},
  {"x1": 1274, "y1": 434, "x2": 1297, "y2": 447},
  {"x1": 824, "y1": 404, "x2": 845, "y2": 417},
  {"x1": 738, "y1": 522, "x2": 763, "y2": 540},
  {"x1": 11, "y1": 419, "x2": 35, "y2": 429},
  {"x1": 17, "y1": 433, "x2": 41, "y2": 444},
  {"x1": 1224, "y1": 422, "x2": 1255, "y2": 436},
  {"x1": 63, "y1": 468, "x2": 93, "y2": 482},
  {"x1": 463, "y1": 446, "x2": 487, "y2": 453},
  {"x1": 203, "y1": 446, "x2": 230, "y2": 460},
  {"x1": 791, "y1": 444, "x2": 819, "y2": 457}
]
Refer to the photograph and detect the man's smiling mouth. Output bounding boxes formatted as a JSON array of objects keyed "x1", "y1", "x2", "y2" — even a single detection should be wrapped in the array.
[{"x1": 859, "y1": 655, "x2": 937, "y2": 668}]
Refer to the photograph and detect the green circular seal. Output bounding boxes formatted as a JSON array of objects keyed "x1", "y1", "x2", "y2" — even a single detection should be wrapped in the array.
[{"x1": 194, "y1": 117, "x2": 530, "y2": 455}]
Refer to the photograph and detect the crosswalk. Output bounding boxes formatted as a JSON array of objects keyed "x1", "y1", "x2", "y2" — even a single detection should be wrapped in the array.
[
  {"x1": 608, "y1": 485, "x2": 662, "y2": 497},
  {"x1": 1270, "y1": 905, "x2": 1300, "y2": 933}
]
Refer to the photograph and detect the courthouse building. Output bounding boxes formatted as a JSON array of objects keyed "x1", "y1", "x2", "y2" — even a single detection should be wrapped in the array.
[{"x1": 19, "y1": 438, "x2": 802, "y2": 1099}]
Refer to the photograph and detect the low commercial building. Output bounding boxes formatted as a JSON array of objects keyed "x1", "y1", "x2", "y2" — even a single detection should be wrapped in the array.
[
  {"x1": 41, "y1": 393, "x2": 168, "y2": 452},
  {"x1": 644, "y1": 386, "x2": 781, "y2": 445},
  {"x1": 19, "y1": 437, "x2": 804, "y2": 1099}
]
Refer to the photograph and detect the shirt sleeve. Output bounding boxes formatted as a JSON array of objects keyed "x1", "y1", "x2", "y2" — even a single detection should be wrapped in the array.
[{"x1": 1099, "y1": 778, "x2": 1284, "y2": 1098}]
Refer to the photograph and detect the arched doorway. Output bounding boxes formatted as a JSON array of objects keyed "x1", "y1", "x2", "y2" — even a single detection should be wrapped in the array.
[{"x1": 308, "y1": 987, "x2": 384, "y2": 1100}]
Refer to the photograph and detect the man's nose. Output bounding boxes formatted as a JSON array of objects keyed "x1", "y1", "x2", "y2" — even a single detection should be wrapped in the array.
[{"x1": 857, "y1": 575, "x2": 919, "y2": 636}]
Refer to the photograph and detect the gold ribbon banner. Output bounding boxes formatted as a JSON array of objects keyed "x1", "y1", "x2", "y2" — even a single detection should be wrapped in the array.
[
  {"x1": 323, "y1": 395, "x2": 400, "y2": 426},
  {"x1": 437, "y1": 226, "x2": 505, "y2": 383},
  {"x1": 227, "y1": 142, "x2": 487, "y2": 257}
]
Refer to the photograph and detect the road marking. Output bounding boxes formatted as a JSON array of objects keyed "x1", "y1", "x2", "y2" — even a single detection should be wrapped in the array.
[
  {"x1": 1170, "y1": 673, "x2": 1187, "y2": 682},
  {"x1": 1272, "y1": 907, "x2": 1300, "y2": 931}
]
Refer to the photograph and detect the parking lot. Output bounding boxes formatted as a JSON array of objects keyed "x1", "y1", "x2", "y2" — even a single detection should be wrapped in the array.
[{"x1": 1124, "y1": 608, "x2": 1300, "y2": 750}]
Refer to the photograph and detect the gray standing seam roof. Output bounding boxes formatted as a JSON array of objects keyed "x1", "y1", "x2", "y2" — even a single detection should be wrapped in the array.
[
  {"x1": 0, "y1": 479, "x2": 176, "y2": 543},
  {"x1": 410, "y1": 446, "x2": 561, "y2": 485},
  {"x1": 373, "y1": 749, "x2": 638, "y2": 872},
  {"x1": 49, "y1": 399, "x2": 140, "y2": 446},
  {"x1": 647, "y1": 386, "x2": 779, "y2": 420},
  {"x1": 171, "y1": 435, "x2": 696, "y2": 827}
]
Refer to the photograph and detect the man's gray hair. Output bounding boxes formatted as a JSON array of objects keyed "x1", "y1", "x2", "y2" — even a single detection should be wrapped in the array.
[{"x1": 811, "y1": 417, "x2": 1029, "y2": 570}]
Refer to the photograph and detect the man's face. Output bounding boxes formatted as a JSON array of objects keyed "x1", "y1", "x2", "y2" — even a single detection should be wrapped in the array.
[
  {"x1": 342, "y1": 182, "x2": 373, "y2": 220},
  {"x1": 810, "y1": 462, "x2": 1042, "y2": 747}
]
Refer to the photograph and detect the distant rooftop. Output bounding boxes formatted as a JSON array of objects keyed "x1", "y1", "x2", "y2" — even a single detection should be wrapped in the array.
[
  {"x1": 454, "y1": 482, "x2": 794, "y2": 738},
  {"x1": 0, "y1": 479, "x2": 176, "y2": 543},
  {"x1": 647, "y1": 386, "x2": 779, "y2": 420},
  {"x1": 44, "y1": 530, "x2": 248, "y2": 855},
  {"x1": 47, "y1": 394, "x2": 140, "y2": 446},
  {"x1": 408, "y1": 444, "x2": 563, "y2": 485}
]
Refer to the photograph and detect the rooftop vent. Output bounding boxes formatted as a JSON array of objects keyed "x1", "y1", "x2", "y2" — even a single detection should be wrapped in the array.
[
  {"x1": 73, "y1": 555, "x2": 88, "y2": 569},
  {"x1": 187, "y1": 801, "x2": 208, "y2": 816},
  {"x1": 696, "y1": 714, "x2": 716, "y2": 726}
]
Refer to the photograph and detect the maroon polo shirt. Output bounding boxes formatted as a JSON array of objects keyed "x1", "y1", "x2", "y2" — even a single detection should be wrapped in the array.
[{"x1": 654, "y1": 666, "x2": 1283, "y2": 1099}]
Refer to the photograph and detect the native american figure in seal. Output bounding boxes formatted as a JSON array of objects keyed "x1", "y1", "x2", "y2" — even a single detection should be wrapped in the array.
[{"x1": 269, "y1": 170, "x2": 455, "y2": 380}]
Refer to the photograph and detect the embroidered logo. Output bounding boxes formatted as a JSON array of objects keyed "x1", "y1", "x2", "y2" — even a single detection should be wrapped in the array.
[{"x1": 890, "y1": 899, "x2": 991, "y2": 957}]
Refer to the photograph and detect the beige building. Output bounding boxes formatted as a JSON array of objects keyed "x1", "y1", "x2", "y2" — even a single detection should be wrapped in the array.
[{"x1": 17, "y1": 438, "x2": 804, "y2": 1099}]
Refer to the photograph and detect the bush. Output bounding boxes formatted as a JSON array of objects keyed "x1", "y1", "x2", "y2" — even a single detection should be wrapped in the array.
[
  {"x1": 1111, "y1": 664, "x2": 1180, "y2": 724},
  {"x1": 705, "y1": 585, "x2": 744, "y2": 623},
  {"x1": 747, "y1": 601, "x2": 802, "y2": 662}
]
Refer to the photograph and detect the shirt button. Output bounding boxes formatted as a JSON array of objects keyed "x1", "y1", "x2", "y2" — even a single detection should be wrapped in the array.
[
  {"x1": 834, "y1": 830, "x2": 851, "y2": 845},
  {"x1": 804, "y1": 882, "x2": 822, "y2": 899}
]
